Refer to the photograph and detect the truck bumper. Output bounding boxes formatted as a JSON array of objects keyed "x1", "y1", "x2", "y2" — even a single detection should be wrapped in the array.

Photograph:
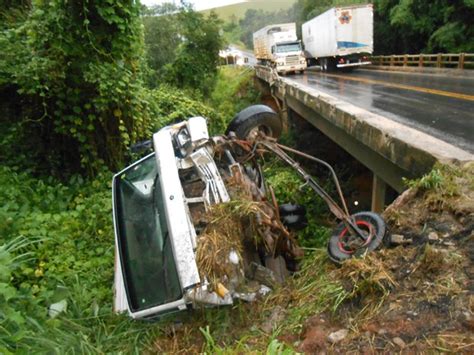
[
  {"x1": 336, "y1": 61, "x2": 371, "y2": 68},
  {"x1": 277, "y1": 64, "x2": 307, "y2": 73}
]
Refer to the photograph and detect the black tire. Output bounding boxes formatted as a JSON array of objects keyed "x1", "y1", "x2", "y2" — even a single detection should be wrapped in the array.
[
  {"x1": 320, "y1": 58, "x2": 327, "y2": 72},
  {"x1": 226, "y1": 104, "x2": 282, "y2": 140},
  {"x1": 327, "y1": 211, "x2": 386, "y2": 264},
  {"x1": 325, "y1": 58, "x2": 337, "y2": 72},
  {"x1": 279, "y1": 203, "x2": 308, "y2": 231}
]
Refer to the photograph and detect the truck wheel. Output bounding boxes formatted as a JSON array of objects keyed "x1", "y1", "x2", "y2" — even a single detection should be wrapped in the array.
[
  {"x1": 226, "y1": 105, "x2": 282, "y2": 140},
  {"x1": 327, "y1": 58, "x2": 337, "y2": 72},
  {"x1": 320, "y1": 58, "x2": 327, "y2": 72},
  {"x1": 327, "y1": 212, "x2": 387, "y2": 264}
]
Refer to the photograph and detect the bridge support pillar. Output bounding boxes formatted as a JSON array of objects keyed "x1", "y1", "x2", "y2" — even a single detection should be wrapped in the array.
[{"x1": 371, "y1": 174, "x2": 386, "y2": 213}]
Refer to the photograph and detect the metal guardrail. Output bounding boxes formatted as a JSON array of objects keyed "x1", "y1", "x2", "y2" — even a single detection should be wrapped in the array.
[{"x1": 370, "y1": 53, "x2": 474, "y2": 70}]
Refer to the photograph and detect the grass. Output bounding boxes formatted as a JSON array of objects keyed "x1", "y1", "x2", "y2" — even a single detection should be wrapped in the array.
[{"x1": 209, "y1": 65, "x2": 261, "y2": 124}]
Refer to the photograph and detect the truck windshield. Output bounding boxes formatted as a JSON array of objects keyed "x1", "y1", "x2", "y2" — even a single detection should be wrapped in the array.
[
  {"x1": 276, "y1": 42, "x2": 301, "y2": 53},
  {"x1": 114, "y1": 154, "x2": 182, "y2": 312}
]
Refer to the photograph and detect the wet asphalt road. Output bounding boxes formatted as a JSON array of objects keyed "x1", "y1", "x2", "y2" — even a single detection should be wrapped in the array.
[{"x1": 289, "y1": 69, "x2": 474, "y2": 153}]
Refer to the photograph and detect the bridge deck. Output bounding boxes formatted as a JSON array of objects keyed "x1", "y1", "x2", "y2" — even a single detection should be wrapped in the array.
[{"x1": 291, "y1": 69, "x2": 474, "y2": 153}]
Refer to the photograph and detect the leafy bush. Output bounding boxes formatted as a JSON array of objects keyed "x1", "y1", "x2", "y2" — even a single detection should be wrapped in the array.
[
  {"x1": 264, "y1": 161, "x2": 331, "y2": 248},
  {"x1": 150, "y1": 85, "x2": 224, "y2": 134},
  {"x1": 209, "y1": 66, "x2": 260, "y2": 125},
  {"x1": 0, "y1": 166, "x2": 136, "y2": 352},
  {"x1": 0, "y1": 1, "x2": 153, "y2": 174}
]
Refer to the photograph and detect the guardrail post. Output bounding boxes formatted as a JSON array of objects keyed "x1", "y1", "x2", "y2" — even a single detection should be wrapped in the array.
[
  {"x1": 459, "y1": 53, "x2": 465, "y2": 69},
  {"x1": 403, "y1": 55, "x2": 407, "y2": 66},
  {"x1": 437, "y1": 53, "x2": 442, "y2": 68},
  {"x1": 419, "y1": 55, "x2": 424, "y2": 67},
  {"x1": 390, "y1": 55, "x2": 394, "y2": 67}
]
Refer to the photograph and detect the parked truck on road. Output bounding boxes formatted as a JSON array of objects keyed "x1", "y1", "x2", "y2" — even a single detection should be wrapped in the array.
[
  {"x1": 302, "y1": 4, "x2": 373, "y2": 71},
  {"x1": 253, "y1": 23, "x2": 307, "y2": 74}
]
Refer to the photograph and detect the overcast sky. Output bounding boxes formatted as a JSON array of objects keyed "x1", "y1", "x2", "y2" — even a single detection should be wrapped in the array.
[{"x1": 140, "y1": 0, "x2": 247, "y2": 11}]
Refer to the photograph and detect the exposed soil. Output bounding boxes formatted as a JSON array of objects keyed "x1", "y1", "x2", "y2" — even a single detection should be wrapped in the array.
[{"x1": 292, "y1": 162, "x2": 474, "y2": 353}]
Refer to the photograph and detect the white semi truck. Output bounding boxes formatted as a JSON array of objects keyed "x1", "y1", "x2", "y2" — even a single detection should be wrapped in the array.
[
  {"x1": 302, "y1": 4, "x2": 373, "y2": 71},
  {"x1": 253, "y1": 23, "x2": 307, "y2": 74}
]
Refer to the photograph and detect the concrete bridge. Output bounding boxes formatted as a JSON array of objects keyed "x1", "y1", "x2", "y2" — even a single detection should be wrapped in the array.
[{"x1": 255, "y1": 65, "x2": 474, "y2": 211}]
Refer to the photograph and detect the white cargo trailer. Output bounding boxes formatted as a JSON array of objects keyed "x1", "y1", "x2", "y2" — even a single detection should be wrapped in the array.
[
  {"x1": 302, "y1": 4, "x2": 373, "y2": 71},
  {"x1": 253, "y1": 23, "x2": 307, "y2": 74}
]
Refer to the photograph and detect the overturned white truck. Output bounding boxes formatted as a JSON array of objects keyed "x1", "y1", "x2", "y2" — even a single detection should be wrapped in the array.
[
  {"x1": 253, "y1": 23, "x2": 307, "y2": 74},
  {"x1": 112, "y1": 106, "x2": 387, "y2": 320}
]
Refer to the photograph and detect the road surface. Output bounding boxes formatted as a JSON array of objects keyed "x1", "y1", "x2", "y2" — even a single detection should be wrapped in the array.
[{"x1": 289, "y1": 69, "x2": 474, "y2": 153}]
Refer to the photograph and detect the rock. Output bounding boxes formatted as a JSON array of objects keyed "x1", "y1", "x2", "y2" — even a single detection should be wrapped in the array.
[
  {"x1": 390, "y1": 234, "x2": 412, "y2": 245},
  {"x1": 327, "y1": 329, "x2": 349, "y2": 344},
  {"x1": 377, "y1": 328, "x2": 387, "y2": 335},
  {"x1": 261, "y1": 306, "x2": 287, "y2": 333},
  {"x1": 392, "y1": 337, "x2": 406, "y2": 349},
  {"x1": 48, "y1": 299, "x2": 68, "y2": 318},
  {"x1": 428, "y1": 231, "x2": 439, "y2": 242}
]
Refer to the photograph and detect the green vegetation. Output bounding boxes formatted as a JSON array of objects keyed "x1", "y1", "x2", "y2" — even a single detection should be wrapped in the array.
[
  {"x1": 0, "y1": 56, "x2": 334, "y2": 351},
  {"x1": 374, "y1": 0, "x2": 474, "y2": 54},
  {"x1": 403, "y1": 163, "x2": 463, "y2": 196},
  {"x1": 209, "y1": 66, "x2": 261, "y2": 124},
  {"x1": 4, "y1": 0, "x2": 472, "y2": 352},
  {"x1": 143, "y1": 4, "x2": 224, "y2": 95},
  {"x1": 0, "y1": 0, "x2": 151, "y2": 174}
]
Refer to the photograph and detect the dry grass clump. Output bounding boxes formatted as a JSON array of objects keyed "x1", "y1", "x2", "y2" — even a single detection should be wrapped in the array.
[
  {"x1": 334, "y1": 252, "x2": 397, "y2": 300},
  {"x1": 195, "y1": 202, "x2": 247, "y2": 288}
]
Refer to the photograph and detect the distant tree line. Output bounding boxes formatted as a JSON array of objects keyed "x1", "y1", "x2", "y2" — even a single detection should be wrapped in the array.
[{"x1": 232, "y1": 0, "x2": 474, "y2": 54}]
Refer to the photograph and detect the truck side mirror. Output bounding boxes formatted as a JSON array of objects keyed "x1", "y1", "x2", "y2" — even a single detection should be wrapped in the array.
[{"x1": 271, "y1": 46, "x2": 275, "y2": 54}]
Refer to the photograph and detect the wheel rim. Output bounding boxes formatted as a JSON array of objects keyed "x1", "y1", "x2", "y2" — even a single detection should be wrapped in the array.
[
  {"x1": 247, "y1": 125, "x2": 272, "y2": 140},
  {"x1": 337, "y1": 220, "x2": 374, "y2": 254}
]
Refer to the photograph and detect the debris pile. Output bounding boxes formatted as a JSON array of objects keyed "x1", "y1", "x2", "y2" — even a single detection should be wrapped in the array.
[{"x1": 195, "y1": 158, "x2": 303, "y2": 296}]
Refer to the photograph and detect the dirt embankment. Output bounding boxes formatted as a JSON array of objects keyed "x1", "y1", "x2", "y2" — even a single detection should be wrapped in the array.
[{"x1": 295, "y1": 162, "x2": 474, "y2": 353}]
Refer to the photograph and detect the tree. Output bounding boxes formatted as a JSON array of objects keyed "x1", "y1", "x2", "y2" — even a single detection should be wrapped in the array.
[
  {"x1": 0, "y1": 0, "x2": 153, "y2": 175},
  {"x1": 142, "y1": 3, "x2": 181, "y2": 86},
  {"x1": 163, "y1": 9, "x2": 224, "y2": 96}
]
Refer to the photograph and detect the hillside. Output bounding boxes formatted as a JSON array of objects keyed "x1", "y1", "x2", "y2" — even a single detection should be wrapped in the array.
[{"x1": 201, "y1": 0, "x2": 296, "y2": 21}]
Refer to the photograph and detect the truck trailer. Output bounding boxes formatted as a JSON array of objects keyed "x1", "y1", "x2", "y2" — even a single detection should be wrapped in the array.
[
  {"x1": 253, "y1": 23, "x2": 307, "y2": 74},
  {"x1": 302, "y1": 4, "x2": 373, "y2": 71}
]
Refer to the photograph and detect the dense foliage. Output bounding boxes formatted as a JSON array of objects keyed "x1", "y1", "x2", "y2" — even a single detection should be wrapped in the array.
[
  {"x1": 1, "y1": 0, "x2": 154, "y2": 175},
  {"x1": 374, "y1": 0, "x2": 474, "y2": 54}
]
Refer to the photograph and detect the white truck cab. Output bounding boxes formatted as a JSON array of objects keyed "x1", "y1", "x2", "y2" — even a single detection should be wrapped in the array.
[{"x1": 253, "y1": 23, "x2": 307, "y2": 74}]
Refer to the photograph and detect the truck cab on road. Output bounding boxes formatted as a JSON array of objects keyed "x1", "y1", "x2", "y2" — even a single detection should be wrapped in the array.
[{"x1": 253, "y1": 23, "x2": 307, "y2": 74}]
